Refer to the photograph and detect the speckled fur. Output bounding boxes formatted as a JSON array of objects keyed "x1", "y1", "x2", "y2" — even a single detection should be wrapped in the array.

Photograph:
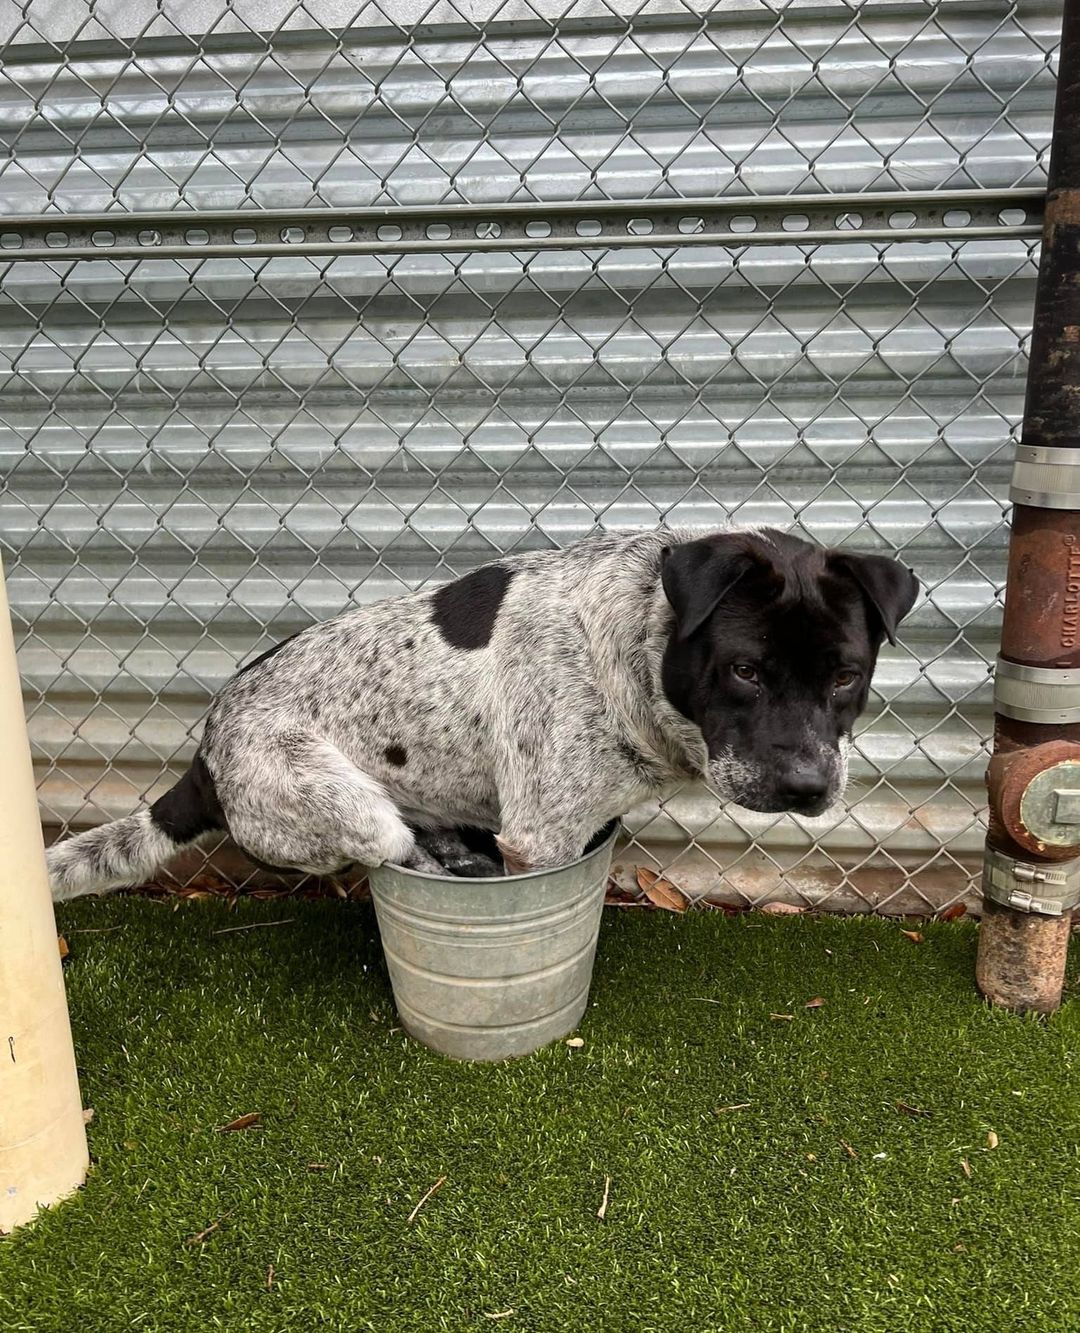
[{"x1": 47, "y1": 527, "x2": 893, "y2": 900}]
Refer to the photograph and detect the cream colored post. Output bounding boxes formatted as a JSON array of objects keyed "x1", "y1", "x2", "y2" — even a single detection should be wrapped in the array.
[{"x1": 0, "y1": 560, "x2": 88, "y2": 1232}]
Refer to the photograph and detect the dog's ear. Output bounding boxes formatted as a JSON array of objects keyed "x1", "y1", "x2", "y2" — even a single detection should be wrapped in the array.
[
  {"x1": 829, "y1": 551, "x2": 919, "y2": 646},
  {"x1": 661, "y1": 536, "x2": 770, "y2": 641}
]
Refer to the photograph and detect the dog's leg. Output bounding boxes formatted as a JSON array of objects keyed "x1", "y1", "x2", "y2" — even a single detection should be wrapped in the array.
[
  {"x1": 494, "y1": 820, "x2": 597, "y2": 876},
  {"x1": 495, "y1": 837, "x2": 536, "y2": 876},
  {"x1": 494, "y1": 702, "x2": 613, "y2": 875},
  {"x1": 495, "y1": 788, "x2": 600, "y2": 875},
  {"x1": 222, "y1": 732, "x2": 417, "y2": 874}
]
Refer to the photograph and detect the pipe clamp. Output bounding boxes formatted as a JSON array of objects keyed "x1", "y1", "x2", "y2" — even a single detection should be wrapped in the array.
[
  {"x1": 1011, "y1": 444, "x2": 1080, "y2": 510},
  {"x1": 994, "y1": 658, "x2": 1080, "y2": 723},
  {"x1": 982, "y1": 845, "x2": 1080, "y2": 916}
]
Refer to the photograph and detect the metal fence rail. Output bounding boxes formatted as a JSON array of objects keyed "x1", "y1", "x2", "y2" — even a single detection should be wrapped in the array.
[{"x1": 0, "y1": 0, "x2": 1061, "y2": 913}]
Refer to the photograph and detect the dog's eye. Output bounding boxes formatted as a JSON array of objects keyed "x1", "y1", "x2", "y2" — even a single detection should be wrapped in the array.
[
  {"x1": 834, "y1": 669, "x2": 858, "y2": 689},
  {"x1": 732, "y1": 664, "x2": 758, "y2": 683}
]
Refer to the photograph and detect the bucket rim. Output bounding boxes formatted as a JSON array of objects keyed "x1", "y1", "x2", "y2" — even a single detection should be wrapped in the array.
[{"x1": 378, "y1": 820, "x2": 619, "y2": 886}]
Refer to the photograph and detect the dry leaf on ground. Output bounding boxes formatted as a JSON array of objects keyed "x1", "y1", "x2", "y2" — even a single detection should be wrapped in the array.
[
  {"x1": 82, "y1": 1108, "x2": 94, "y2": 1125},
  {"x1": 960, "y1": 1157, "x2": 972, "y2": 1179},
  {"x1": 216, "y1": 1112, "x2": 262, "y2": 1133},
  {"x1": 900, "y1": 929, "x2": 924, "y2": 943},
  {"x1": 939, "y1": 903, "x2": 968, "y2": 922},
  {"x1": 840, "y1": 1140, "x2": 858, "y2": 1159},
  {"x1": 566, "y1": 1037, "x2": 585, "y2": 1049},
  {"x1": 57, "y1": 936, "x2": 69, "y2": 960},
  {"x1": 760, "y1": 901, "x2": 803, "y2": 915},
  {"x1": 770, "y1": 1013, "x2": 795, "y2": 1021},
  {"x1": 804, "y1": 996, "x2": 826, "y2": 1009},
  {"x1": 635, "y1": 866, "x2": 688, "y2": 912},
  {"x1": 986, "y1": 1130, "x2": 999, "y2": 1150}
]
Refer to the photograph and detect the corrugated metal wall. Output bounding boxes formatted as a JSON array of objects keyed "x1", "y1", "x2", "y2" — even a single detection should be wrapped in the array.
[{"x1": 0, "y1": 1, "x2": 1060, "y2": 911}]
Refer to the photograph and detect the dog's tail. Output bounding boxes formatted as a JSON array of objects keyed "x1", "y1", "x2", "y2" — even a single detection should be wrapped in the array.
[{"x1": 47, "y1": 759, "x2": 223, "y2": 902}]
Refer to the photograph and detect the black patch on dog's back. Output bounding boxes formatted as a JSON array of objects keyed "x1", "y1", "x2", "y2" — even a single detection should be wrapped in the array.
[
  {"x1": 385, "y1": 744, "x2": 407, "y2": 767},
  {"x1": 150, "y1": 754, "x2": 227, "y2": 843},
  {"x1": 431, "y1": 565, "x2": 516, "y2": 650}
]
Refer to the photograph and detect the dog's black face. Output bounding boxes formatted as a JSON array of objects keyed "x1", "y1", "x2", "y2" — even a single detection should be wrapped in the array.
[{"x1": 660, "y1": 530, "x2": 918, "y2": 816}]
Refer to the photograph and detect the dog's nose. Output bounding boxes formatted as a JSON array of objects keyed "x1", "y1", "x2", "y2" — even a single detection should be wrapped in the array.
[{"x1": 778, "y1": 763, "x2": 830, "y2": 810}]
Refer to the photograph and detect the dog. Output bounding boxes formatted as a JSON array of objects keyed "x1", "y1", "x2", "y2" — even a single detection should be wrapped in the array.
[{"x1": 46, "y1": 527, "x2": 918, "y2": 899}]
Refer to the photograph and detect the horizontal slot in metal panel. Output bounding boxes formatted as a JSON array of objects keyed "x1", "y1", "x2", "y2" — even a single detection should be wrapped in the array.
[{"x1": 0, "y1": 5, "x2": 1058, "y2": 212}]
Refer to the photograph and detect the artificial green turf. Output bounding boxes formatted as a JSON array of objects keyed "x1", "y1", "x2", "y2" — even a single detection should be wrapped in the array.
[{"x1": 1, "y1": 899, "x2": 1077, "y2": 1333}]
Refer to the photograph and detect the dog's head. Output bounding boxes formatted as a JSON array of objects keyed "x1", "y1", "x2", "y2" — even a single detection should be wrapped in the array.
[{"x1": 660, "y1": 529, "x2": 918, "y2": 817}]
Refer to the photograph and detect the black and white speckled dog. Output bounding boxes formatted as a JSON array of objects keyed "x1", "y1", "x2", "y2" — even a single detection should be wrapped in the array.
[{"x1": 47, "y1": 527, "x2": 918, "y2": 899}]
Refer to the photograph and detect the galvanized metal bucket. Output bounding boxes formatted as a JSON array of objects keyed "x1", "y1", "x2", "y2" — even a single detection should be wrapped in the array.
[{"x1": 368, "y1": 824, "x2": 618, "y2": 1062}]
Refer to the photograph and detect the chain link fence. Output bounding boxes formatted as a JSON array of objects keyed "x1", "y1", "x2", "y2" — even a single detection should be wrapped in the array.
[{"x1": 0, "y1": 0, "x2": 1060, "y2": 913}]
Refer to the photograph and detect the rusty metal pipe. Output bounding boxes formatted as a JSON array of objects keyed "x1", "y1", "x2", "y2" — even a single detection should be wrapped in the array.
[{"x1": 976, "y1": 0, "x2": 1080, "y2": 1013}]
